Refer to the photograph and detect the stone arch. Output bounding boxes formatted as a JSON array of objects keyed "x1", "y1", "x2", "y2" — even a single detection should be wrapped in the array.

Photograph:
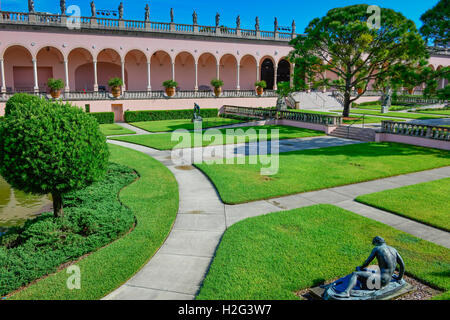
[
  {"x1": 260, "y1": 57, "x2": 275, "y2": 90},
  {"x1": 240, "y1": 55, "x2": 257, "y2": 90},
  {"x1": 220, "y1": 54, "x2": 238, "y2": 90},
  {"x1": 68, "y1": 47, "x2": 94, "y2": 92},
  {"x1": 36, "y1": 46, "x2": 65, "y2": 92},
  {"x1": 175, "y1": 51, "x2": 196, "y2": 90},
  {"x1": 96, "y1": 48, "x2": 126, "y2": 92},
  {"x1": 277, "y1": 58, "x2": 291, "y2": 85},
  {"x1": 151, "y1": 50, "x2": 172, "y2": 91},
  {"x1": 125, "y1": 49, "x2": 148, "y2": 91},
  {"x1": 197, "y1": 53, "x2": 217, "y2": 91},
  {"x1": 3, "y1": 45, "x2": 34, "y2": 92}
]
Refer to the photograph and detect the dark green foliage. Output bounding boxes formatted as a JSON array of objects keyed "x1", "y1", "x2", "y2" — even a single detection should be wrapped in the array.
[
  {"x1": 88, "y1": 112, "x2": 115, "y2": 124},
  {"x1": 124, "y1": 108, "x2": 218, "y2": 123},
  {"x1": 420, "y1": 0, "x2": 449, "y2": 45},
  {"x1": 0, "y1": 163, "x2": 136, "y2": 297},
  {"x1": 47, "y1": 78, "x2": 64, "y2": 91},
  {"x1": 210, "y1": 79, "x2": 224, "y2": 88},
  {"x1": 108, "y1": 77, "x2": 123, "y2": 87},
  {"x1": 4, "y1": 93, "x2": 41, "y2": 117},
  {"x1": 0, "y1": 96, "x2": 109, "y2": 217},
  {"x1": 162, "y1": 79, "x2": 178, "y2": 88}
]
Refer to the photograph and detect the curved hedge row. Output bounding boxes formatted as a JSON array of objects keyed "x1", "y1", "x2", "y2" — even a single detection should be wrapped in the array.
[{"x1": 124, "y1": 108, "x2": 218, "y2": 122}]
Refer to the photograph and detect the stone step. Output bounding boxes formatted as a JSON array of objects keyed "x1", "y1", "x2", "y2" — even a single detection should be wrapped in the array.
[{"x1": 329, "y1": 126, "x2": 376, "y2": 142}]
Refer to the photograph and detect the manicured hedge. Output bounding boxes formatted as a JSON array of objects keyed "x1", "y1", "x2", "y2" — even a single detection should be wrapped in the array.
[
  {"x1": 88, "y1": 112, "x2": 115, "y2": 124},
  {"x1": 124, "y1": 108, "x2": 218, "y2": 123}
]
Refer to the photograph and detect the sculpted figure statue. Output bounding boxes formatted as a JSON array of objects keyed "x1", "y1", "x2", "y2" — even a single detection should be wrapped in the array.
[
  {"x1": 60, "y1": 0, "x2": 66, "y2": 15},
  {"x1": 192, "y1": 10, "x2": 197, "y2": 25},
  {"x1": 145, "y1": 4, "x2": 150, "y2": 21},
  {"x1": 236, "y1": 15, "x2": 241, "y2": 29},
  {"x1": 29, "y1": 0, "x2": 35, "y2": 13},
  {"x1": 90, "y1": 1, "x2": 96, "y2": 17},
  {"x1": 118, "y1": 2, "x2": 124, "y2": 19},
  {"x1": 170, "y1": 8, "x2": 174, "y2": 23},
  {"x1": 292, "y1": 20, "x2": 296, "y2": 34},
  {"x1": 274, "y1": 17, "x2": 278, "y2": 32},
  {"x1": 215, "y1": 12, "x2": 220, "y2": 27},
  {"x1": 324, "y1": 236, "x2": 407, "y2": 300},
  {"x1": 255, "y1": 17, "x2": 260, "y2": 30}
]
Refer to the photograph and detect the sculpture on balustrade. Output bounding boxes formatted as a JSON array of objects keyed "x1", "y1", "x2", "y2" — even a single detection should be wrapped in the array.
[
  {"x1": 28, "y1": 0, "x2": 35, "y2": 13},
  {"x1": 145, "y1": 4, "x2": 150, "y2": 21},
  {"x1": 292, "y1": 20, "x2": 296, "y2": 34},
  {"x1": 170, "y1": 8, "x2": 174, "y2": 23},
  {"x1": 317, "y1": 236, "x2": 413, "y2": 300},
  {"x1": 274, "y1": 17, "x2": 278, "y2": 32},
  {"x1": 236, "y1": 15, "x2": 241, "y2": 29},
  {"x1": 90, "y1": 1, "x2": 96, "y2": 17},
  {"x1": 215, "y1": 12, "x2": 220, "y2": 27},
  {"x1": 118, "y1": 2, "x2": 124, "y2": 20},
  {"x1": 255, "y1": 17, "x2": 260, "y2": 31},
  {"x1": 193, "y1": 10, "x2": 198, "y2": 25},
  {"x1": 60, "y1": 0, "x2": 66, "y2": 15}
]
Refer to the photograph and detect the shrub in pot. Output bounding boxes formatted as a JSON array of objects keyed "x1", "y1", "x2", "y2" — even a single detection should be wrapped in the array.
[
  {"x1": 255, "y1": 80, "x2": 267, "y2": 96},
  {"x1": 163, "y1": 80, "x2": 178, "y2": 97},
  {"x1": 108, "y1": 77, "x2": 123, "y2": 98},
  {"x1": 47, "y1": 78, "x2": 64, "y2": 99},
  {"x1": 210, "y1": 79, "x2": 224, "y2": 97}
]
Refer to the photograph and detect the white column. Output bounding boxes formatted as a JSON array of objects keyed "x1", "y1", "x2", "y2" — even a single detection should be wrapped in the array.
[
  {"x1": 172, "y1": 62, "x2": 175, "y2": 81},
  {"x1": 256, "y1": 64, "x2": 260, "y2": 81},
  {"x1": 0, "y1": 58, "x2": 5, "y2": 93},
  {"x1": 194, "y1": 62, "x2": 198, "y2": 91},
  {"x1": 32, "y1": 58, "x2": 39, "y2": 93},
  {"x1": 93, "y1": 60, "x2": 98, "y2": 92},
  {"x1": 273, "y1": 65, "x2": 278, "y2": 90},
  {"x1": 290, "y1": 63, "x2": 295, "y2": 88},
  {"x1": 147, "y1": 59, "x2": 151, "y2": 92},
  {"x1": 216, "y1": 63, "x2": 220, "y2": 79},
  {"x1": 64, "y1": 59, "x2": 70, "y2": 93},
  {"x1": 236, "y1": 63, "x2": 240, "y2": 90},
  {"x1": 121, "y1": 59, "x2": 126, "y2": 92}
]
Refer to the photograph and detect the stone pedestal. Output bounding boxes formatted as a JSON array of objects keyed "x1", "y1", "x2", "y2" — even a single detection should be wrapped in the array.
[{"x1": 381, "y1": 106, "x2": 389, "y2": 114}]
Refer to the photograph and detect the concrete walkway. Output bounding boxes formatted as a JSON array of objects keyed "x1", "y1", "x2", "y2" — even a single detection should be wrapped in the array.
[{"x1": 104, "y1": 131, "x2": 450, "y2": 300}]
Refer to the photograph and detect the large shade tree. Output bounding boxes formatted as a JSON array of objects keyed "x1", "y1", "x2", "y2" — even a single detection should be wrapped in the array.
[
  {"x1": 420, "y1": 0, "x2": 449, "y2": 46},
  {"x1": 0, "y1": 96, "x2": 109, "y2": 218},
  {"x1": 289, "y1": 4, "x2": 429, "y2": 117}
]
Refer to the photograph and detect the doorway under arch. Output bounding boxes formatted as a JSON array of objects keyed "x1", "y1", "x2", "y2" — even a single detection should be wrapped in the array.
[{"x1": 260, "y1": 58, "x2": 274, "y2": 90}]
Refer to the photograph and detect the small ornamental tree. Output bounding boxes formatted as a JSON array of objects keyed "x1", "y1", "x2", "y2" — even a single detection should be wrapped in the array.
[
  {"x1": 289, "y1": 4, "x2": 428, "y2": 117},
  {"x1": 0, "y1": 96, "x2": 109, "y2": 218}
]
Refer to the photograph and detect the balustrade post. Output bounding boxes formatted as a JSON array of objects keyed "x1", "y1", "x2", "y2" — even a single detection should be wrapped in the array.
[
  {"x1": 90, "y1": 17, "x2": 98, "y2": 27},
  {"x1": 28, "y1": 13, "x2": 37, "y2": 23},
  {"x1": 170, "y1": 22, "x2": 175, "y2": 32}
]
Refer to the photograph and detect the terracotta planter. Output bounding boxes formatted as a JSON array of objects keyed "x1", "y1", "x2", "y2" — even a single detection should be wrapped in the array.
[
  {"x1": 357, "y1": 88, "x2": 363, "y2": 95},
  {"x1": 165, "y1": 87, "x2": 176, "y2": 97},
  {"x1": 111, "y1": 86, "x2": 121, "y2": 98},
  {"x1": 214, "y1": 87, "x2": 222, "y2": 97},
  {"x1": 256, "y1": 87, "x2": 264, "y2": 96},
  {"x1": 50, "y1": 89, "x2": 61, "y2": 99}
]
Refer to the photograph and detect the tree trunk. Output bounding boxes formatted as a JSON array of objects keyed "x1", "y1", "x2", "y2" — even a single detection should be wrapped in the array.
[
  {"x1": 52, "y1": 192, "x2": 64, "y2": 218},
  {"x1": 343, "y1": 90, "x2": 351, "y2": 118}
]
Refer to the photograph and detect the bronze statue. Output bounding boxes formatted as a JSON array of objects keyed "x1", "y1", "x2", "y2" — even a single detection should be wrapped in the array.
[
  {"x1": 145, "y1": 4, "x2": 150, "y2": 21},
  {"x1": 322, "y1": 236, "x2": 409, "y2": 300}
]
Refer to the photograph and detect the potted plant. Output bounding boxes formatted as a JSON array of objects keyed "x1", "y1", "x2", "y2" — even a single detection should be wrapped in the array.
[
  {"x1": 47, "y1": 78, "x2": 64, "y2": 99},
  {"x1": 255, "y1": 80, "x2": 267, "y2": 96},
  {"x1": 163, "y1": 80, "x2": 178, "y2": 97},
  {"x1": 108, "y1": 77, "x2": 123, "y2": 98},
  {"x1": 210, "y1": 79, "x2": 224, "y2": 97}
]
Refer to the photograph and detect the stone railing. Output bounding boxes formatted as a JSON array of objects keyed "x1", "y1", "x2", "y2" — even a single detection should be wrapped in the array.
[
  {"x1": 0, "y1": 10, "x2": 297, "y2": 42},
  {"x1": 393, "y1": 96, "x2": 446, "y2": 105},
  {"x1": 0, "y1": 89, "x2": 278, "y2": 102},
  {"x1": 381, "y1": 121, "x2": 450, "y2": 141},
  {"x1": 222, "y1": 106, "x2": 342, "y2": 126}
]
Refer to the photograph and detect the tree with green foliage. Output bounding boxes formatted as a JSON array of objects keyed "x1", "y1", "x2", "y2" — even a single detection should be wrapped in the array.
[
  {"x1": 4, "y1": 93, "x2": 41, "y2": 117},
  {"x1": 0, "y1": 96, "x2": 109, "y2": 218},
  {"x1": 289, "y1": 4, "x2": 429, "y2": 117},
  {"x1": 420, "y1": 0, "x2": 449, "y2": 46}
]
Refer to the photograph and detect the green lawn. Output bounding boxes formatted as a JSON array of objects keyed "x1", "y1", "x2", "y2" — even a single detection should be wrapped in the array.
[
  {"x1": 130, "y1": 117, "x2": 244, "y2": 132},
  {"x1": 414, "y1": 110, "x2": 450, "y2": 116},
  {"x1": 10, "y1": 144, "x2": 178, "y2": 300},
  {"x1": 110, "y1": 125, "x2": 325, "y2": 151},
  {"x1": 356, "y1": 178, "x2": 450, "y2": 232},
  {"x1": 195, "y1": 142, "x2": 450, "y2": 204},
  {"x1": 99, "y1": 124, "x2": 135, "y2": 136},
  {"x1": 197, "y1": 205, "x2": 450, "y2": 300},
  {"x1": 341, "y1": 109, "x2": 446, "y2": 120}
]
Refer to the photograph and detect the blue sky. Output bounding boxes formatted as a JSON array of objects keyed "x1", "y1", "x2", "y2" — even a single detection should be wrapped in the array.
[{"x1": 0, "y1": 0, "x2": 440, "y2": 32}]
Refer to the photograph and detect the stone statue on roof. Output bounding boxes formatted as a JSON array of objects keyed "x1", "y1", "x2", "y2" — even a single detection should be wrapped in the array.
[
  {"x1": 236, "y1": 15, "x2": 241, "y2": 29},
  {"x1": 60, "y1": 0, "x2": 66, "y2": 15},
  {"x1": 90, "y1": 1, "x2": 96, "y2": 17},
  {"x1": 193, "y1": 10, "x2": 197, "y2": 25},
  {"x1": 170, "y1": 8, "x2": 174, "y2": 23},
  {"x1": 274, "y1": 17, "x2": 278, "y2": 32},
  {"x1": 215, "y1": 12, "x2": 220, "y2": 27},
  {"x1": 29, "y1": 0, "x2": 35, "y2": 13},
  {"x1": 255, "y1": 17, "x2": 260, "y2": 31},
  {"x1": 292, "y1": 20, "x2": 296, "y2": 34},
  {"x1": 118, "y1": 2, "x2": 124, "y2": 19},
  {"x1": 145, "y1": 4, "x2": 150, "y2": 21}
]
